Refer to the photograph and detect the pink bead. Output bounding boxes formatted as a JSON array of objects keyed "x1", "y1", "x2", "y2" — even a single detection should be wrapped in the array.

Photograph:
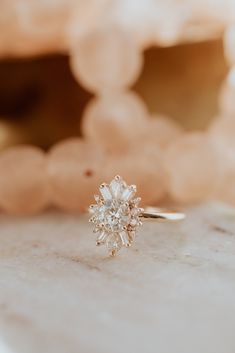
[
  {"x1": 70, "y1": 26, "x2": 143, "y2": 93},
  {"x1": 68, "y1": 0, "x2": 109, "y2": 42},
  {"x1": 1, "y1": 1, "x2": 70, "y2": 57},
  {"x1": 224, "y1": 26, "x2": 235, "y2": 65},
  {"x1": 105, "y1": 144, "x2": 167, "y2": 204},
  {"x1": 82, "y1": 91, "x2": 149, "y2": 153},
  {"x1": 165, "y1": 133, "x2": 222, "y2": 203},
  {"x1": 0, "y1": 146, "x2": 49, "y2": 214},
  {"x1": 219, "y1": 68, "x2": 235, "y2": 116},
  {"x1": 103, "y1": 0, "x2": 156, "y2": 49},
  {"x1": 153, "y1": 13, "x2": 182, "y2": 47},
  {"x1": 144, "y1": 114, "x2": 183, "y2": 149},
  {"x1": 210, "y1": 116, "x2": 235, "y2": 149},
  {"x1": 48, "y1": 138, "x2": 105, "y2": 212},
  {"x1": 216, "y1": 149, "x2": 235, "y2": 206}
]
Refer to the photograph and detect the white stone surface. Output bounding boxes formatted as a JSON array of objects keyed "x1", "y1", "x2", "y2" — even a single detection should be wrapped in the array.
[{"x1": 0, "y1": 203, "x2": 235, "y2": 353}]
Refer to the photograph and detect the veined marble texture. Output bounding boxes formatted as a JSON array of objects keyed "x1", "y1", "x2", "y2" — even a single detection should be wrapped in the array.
[{"x1": 0, "y1": 203, "x2": 235, "y2": 353}]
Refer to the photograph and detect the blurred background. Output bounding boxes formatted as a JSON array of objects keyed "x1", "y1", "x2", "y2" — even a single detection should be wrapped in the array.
[
  {"x1": 1, "y1": 4, "x2": 235, "y2": 353},
  {"x1": 0, "y1": 0, "x2": 235, "y2": 214},
  {"x1": 0, "y1": 0, "x2": 233, "y2": 150}
]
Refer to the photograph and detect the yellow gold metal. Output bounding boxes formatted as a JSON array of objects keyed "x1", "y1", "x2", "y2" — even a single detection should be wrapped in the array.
[
  {"x1": 111, "y1": 250, "x2": 116, "y2": 257},
  {"x1": 140, "y1": 207, "x2": 185, "y2": 221},
  {"x1": 89, "y1": 175, "x2": 186, "y2": 256}
]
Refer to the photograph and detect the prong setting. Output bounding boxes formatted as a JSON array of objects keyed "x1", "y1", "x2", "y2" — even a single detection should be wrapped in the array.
[{"x1": 89, "y1": 176, "x2": 143, "y2": 255}]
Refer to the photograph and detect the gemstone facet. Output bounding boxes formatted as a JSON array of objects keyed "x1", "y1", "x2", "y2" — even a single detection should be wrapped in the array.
[{"x1": 89, "y1": 175, "x2": 143, "y2": 256}]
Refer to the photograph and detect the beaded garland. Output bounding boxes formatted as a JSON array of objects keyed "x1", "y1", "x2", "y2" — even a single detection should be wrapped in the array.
[{"x1": 0, "y1": 2, "x2": 234, "y2": 214}]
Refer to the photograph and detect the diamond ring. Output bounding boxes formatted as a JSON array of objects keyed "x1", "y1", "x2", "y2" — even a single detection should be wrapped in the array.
[{"x1": 89, "y1": 175, "x2": 185, "y2": 256}]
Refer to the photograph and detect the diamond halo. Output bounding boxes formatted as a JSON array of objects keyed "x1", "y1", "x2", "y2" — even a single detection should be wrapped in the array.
[{"x1": 89, "y1": 175, "x2": 143, "y2": 256}]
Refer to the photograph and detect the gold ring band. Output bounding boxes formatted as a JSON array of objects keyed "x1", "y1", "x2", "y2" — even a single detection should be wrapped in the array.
[
  {"x1": 89, "y1": 175, "x2": 186, "y2": 256},
  {"x1": 140, "y1": 207, "x2": 185, "y2": 221}
]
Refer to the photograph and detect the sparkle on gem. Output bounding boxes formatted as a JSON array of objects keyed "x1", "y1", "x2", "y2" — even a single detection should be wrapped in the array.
[{"x1": 89, "y1": 175, "x2": 143, "y2": 255}]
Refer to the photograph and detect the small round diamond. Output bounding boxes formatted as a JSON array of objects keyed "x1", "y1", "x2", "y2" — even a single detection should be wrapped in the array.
[{"x1": 97, "y1": 199, "x2": 131, "y2": 232}]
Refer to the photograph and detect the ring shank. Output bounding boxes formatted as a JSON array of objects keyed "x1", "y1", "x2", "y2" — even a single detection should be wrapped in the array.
[{"x1": 140, "y1": 207, "x2": 185, "y2": 221}]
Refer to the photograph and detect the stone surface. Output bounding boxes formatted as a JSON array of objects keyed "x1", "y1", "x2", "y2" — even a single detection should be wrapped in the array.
[{"x1": 1, "y1": 203, "x2": 235, "y2": 353}]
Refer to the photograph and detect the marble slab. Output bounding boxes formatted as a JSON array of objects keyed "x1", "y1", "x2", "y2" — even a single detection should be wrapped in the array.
[{"x1": 0, "y1": 203, "x2": 235, "y2": 353}]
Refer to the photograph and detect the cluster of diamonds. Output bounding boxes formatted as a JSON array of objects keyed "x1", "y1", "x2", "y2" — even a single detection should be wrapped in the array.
[{"x1": 89, "y1": 175, "x2": 144, "y2": 256}]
